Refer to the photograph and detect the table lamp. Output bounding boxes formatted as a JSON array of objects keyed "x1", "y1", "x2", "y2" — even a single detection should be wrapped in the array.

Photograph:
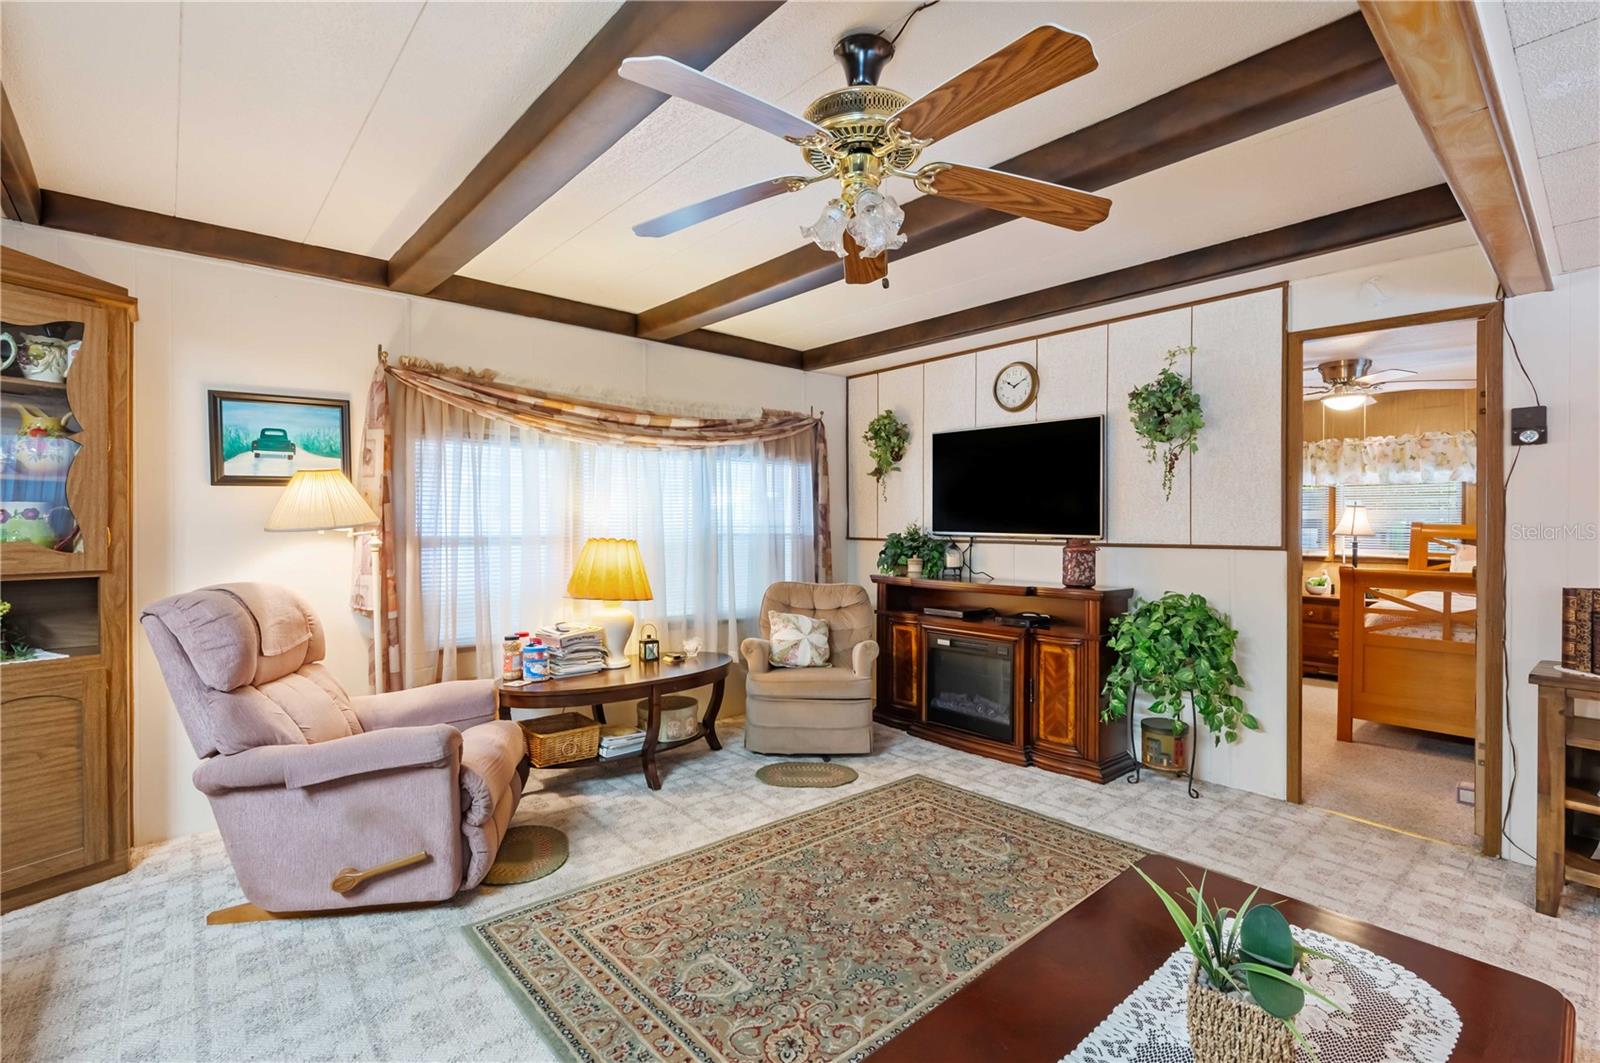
[
  {"x1": 1333, "y1": 501, "x2": 1373, "y2": 567},
  {"x1": 567, "y1": 537, "x2": 653, "y2": 669}
]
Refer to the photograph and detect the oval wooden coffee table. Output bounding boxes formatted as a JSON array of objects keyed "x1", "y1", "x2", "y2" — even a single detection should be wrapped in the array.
[{"x1": 495, "y1": 654, "x2": 732, "y2": 790}]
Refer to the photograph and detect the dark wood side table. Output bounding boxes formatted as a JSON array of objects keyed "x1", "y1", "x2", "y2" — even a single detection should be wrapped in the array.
[
  {"x1": 495, "y1": 653, "x2": 732, "y2": 790},
  {"x1": 1529, "y1": 660, "x2": 1600, "y2": 916},
  {"x1": 876, "y1": 854, "x2": 1575, "y2": 1062}
]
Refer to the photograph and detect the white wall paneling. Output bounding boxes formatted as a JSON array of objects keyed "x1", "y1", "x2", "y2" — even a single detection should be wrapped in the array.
[
  {"x1": 1037, "y1": 325, "x2": 1109, "y2": 422},
  {"x1": 973, "y1": 340, "x2": 1039, "y2": 427},
  {"x1": 875, "y1": 365, "x2": 925, "y2": 535},
  {"x1": 1107, "y1": 306, "x2": 1193, "y2": 544},
  {"x1": 1191, "y1": 289, "x2": 1285, "y2": 546},
  {"x1": 846, "y1": 374, "x2": 879, "y2": 540},
  {"x1": 920, "y1": 353, "x2": 976, "y2": 529}
]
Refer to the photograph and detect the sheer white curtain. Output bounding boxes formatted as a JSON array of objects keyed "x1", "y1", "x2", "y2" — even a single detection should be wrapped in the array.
[{"x1": 393, "y1": 386, "x2": 816, "y2": 686}]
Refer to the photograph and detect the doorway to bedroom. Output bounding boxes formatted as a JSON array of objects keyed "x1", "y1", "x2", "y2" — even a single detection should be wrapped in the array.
[{"x1": 1286, "y1": 306, "x2": 1505, "y2": 854}]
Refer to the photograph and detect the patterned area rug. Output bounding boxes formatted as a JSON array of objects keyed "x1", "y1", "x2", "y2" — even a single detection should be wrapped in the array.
[{"x1": 467, "y1": 774, "x2": 1144, "y2": 1062}]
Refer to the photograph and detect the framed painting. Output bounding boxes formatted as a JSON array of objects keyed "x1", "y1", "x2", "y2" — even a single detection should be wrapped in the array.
[{"x1": 208, "y1": 390, "x2": 351, "y2": 486}]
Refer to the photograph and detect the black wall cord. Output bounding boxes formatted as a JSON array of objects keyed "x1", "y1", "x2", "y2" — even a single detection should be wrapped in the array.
[
  {"x1": 884, "y1": 1, "x2": 940, "y2": 47},
  {"x1": 1496, "y1": 286, "x2": 1539, "y2": 863}
]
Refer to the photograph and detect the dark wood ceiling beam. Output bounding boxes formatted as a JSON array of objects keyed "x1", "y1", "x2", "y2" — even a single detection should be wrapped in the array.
[
  {"x1": 36, "y1": 191, "x2": 803, "y2": 368},
  {"x1": 803, "y1": 184, "x2": 1464, "y2": 369},
  {"x1": 384, "y1": 1, "x2": 781, "y2": 296},
  {"x1": 637, "y1": 12, "x2": 1395, "y2": 341},
  {"x1": 1, "y1": 83, "x2": 42, "y2": 225}
]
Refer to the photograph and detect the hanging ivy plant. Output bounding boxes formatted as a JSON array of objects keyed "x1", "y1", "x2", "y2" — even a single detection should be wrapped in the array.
[
  {"x1": 1100, "y1": 592, "x2": 1256, "y2": 745},
  {"x1": 1127, "y1": 345, "x2": 1202, "y2": 500},
  {"x1": 863, "y1": 410, "x2": 910, "y2": 501}
]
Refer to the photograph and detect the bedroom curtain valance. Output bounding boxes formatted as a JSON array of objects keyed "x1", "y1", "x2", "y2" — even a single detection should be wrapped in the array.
[
  {"x1": 1302, "y1": 430, "x2": 1477, "y2": 487},
  {"x1": 350, "y1": 353, "x2": 832, "y2": 692}
]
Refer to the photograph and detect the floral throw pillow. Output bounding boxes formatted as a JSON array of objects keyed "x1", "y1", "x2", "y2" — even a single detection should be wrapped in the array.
[{"x1": 768, "y1": 611, "x2": 831, "y2": 668}]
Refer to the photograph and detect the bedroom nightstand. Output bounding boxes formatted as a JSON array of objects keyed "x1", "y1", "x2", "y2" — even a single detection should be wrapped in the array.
[
  {"x1": 1529, "y1": 660, "x2": 1600, "y2": 916},
  {"x1": 1301, "y1": 592, "x2": 1340, "y2": 679}
]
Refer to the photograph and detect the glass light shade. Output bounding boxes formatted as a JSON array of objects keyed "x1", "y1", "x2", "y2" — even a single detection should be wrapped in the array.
[
  {"x1": 846, "y1": 188, "x2": 906, "y2": 258},
  {"x1": 567, "y1": 537, "x2": 654, "y2": 602},
  {"x1": 1333, "y1": 503, "x2": 1374, "y2": 538},
  {"x1": 265, "y1": 469, "x2": 379, "y2": 532},
  {"x1": 1321, "y1": 391, "x2": 1375, "y2": 411},
  {"x1": 801, "y1": 199, "x2": 850, "y2": 258}
]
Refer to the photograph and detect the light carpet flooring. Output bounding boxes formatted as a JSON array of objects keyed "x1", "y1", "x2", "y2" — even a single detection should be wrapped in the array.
[
  {"x1": 3, "y1": 721, "x2": 1597, "y2": 1063},
  {"x1": 1300, "y1": 679, "x2": 1478, "y2": 846}
]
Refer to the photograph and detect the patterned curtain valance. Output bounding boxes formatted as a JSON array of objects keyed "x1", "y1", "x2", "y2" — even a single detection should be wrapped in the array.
[
  {"x1": 1303, "y1": 430, "x2": 1477, "y2": 486},
  {"x1": 383, "y1": 353, "x2": 820, "y2": 449}
]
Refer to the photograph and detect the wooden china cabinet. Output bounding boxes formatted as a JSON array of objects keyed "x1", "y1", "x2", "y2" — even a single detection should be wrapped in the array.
[{"x1": 0, "y1": 248, "x2": 135, "y2": 912}]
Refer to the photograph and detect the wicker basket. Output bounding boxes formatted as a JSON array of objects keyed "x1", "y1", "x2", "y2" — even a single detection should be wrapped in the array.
[
  {"x1": 1185, "y1": 962, "x2": 1296, "y2": 1063},
  {"x1": 518, "y1": 712, "x2": 601, "y2": 767}
]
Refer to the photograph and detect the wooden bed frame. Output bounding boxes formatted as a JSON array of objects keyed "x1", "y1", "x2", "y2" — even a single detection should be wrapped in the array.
[{"x1": 1336, "y1": 525, "x2": 1478, "y2": 741}]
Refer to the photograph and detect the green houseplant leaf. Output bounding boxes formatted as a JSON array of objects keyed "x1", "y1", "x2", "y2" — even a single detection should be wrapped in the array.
[
  {"x1": 863, "y1": 410, "x2": 910, "y2": 502},
  {"x1": 1126, "y1": 345, "x2": 1202, "y2": 500}
]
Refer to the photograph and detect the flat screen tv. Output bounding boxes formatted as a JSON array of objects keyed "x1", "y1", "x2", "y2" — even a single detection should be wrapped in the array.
[{"x1": 930, "y1": 416, "x2": 1104, "y2": 539}]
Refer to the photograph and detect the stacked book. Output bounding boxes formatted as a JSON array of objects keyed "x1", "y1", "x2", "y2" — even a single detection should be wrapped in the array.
[
  {"x1": 1562, "y1": 588, "x2": 1600, "y2": 675},
  {"x1": 537, "y1": 623, "x2": 607, "y2": 677},
  {"x1": 597, "y1": 724, "x2": 646, "y2": 759}
]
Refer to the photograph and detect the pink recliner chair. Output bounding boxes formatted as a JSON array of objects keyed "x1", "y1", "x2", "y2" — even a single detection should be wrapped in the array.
[{"x1": 140, "y1": 583, "x2": 528, "y2": 922}]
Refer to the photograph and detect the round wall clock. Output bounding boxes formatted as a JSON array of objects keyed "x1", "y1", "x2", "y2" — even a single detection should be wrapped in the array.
[{"x1": 993, "y1": 360, "x2": 1039, "y2": 413}]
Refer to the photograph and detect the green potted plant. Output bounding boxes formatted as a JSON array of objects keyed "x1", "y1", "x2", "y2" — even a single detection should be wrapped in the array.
[
  {"x1": 0, "y1": 600, "x2": 33, "y2": 663},
  {"x1": 1127, "y1": 344, "x2": 1203, "y2": 500},
  {"x1": 1137, "y1": 868, "x2": 1343, "y2": 1061},
  {"x1": 863, "y1": 410, "x2": 910, "y2": 501},
  {"x1": 1101, "y1": 592, "x2": 1256, "y2": 769},
  {"x1": 877, "y1": 523, "x2": 951, "y2": 579}
]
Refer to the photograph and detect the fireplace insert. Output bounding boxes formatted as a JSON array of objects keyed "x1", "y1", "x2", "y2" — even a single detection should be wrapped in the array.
[{"x1": 926, "y1": 633, "x2": 1015, "y2": 742}]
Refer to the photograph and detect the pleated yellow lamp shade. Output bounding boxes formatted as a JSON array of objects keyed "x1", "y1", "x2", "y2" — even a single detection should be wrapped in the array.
[
  {"x1": 567, "y1": 538, "x2": 653, "y2": 602},
  {"x1": 265, "y1": 469, "x2": 380, "y2": 532}
]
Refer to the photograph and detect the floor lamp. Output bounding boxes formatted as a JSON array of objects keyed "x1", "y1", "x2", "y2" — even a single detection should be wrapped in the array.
[{"x1": 265, "y1": 469, "x2": 383, "y2": 688}]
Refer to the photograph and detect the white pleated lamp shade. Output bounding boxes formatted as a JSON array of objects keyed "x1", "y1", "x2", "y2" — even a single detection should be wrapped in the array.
[
  {"x1": 266, "y1": 469, "x2": 379, "y2": 532},
  {"x1": 1333, "y1": 502, "x2": 1374, "y2": 538}
]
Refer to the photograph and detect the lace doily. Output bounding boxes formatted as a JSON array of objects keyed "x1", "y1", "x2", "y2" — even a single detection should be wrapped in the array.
[{"x1": 1062, "y1": 926, "x2": 1462, "y2": 1063}]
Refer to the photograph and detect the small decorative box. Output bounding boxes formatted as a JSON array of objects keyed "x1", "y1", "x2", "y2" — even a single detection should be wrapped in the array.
[
  {"x1": 637, "y1": 694, "x2": 699, "y2": 742},
  {"x1": 518, "y1": 712, "x2": 601, "y2": 767}
]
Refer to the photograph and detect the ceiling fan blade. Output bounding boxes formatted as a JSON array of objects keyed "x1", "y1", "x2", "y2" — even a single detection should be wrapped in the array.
[
  {"x1": 618, "y1": 56, "x2": 822, "y2": 140},
  {"x1": 1303, "y1": 385, "x2": 1332, "y2": 396},
  {"x1": 893, "y1": 26, "x2": 1097, "y2": 143},
  {"x1": 920, "y1": 163, "x2": 1110, "y2": 231},
  {"x1": 843, "y1": 232, "x2": 887, "y2": 285},
  {"x1": 1353, "y1": 368, "x2": 1420, "y2": 384},
  {"x1": 634, "y1": 178, "x2": 805, "y2": 237}
]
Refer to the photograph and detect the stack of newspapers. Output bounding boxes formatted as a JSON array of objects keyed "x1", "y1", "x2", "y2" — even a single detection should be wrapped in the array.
[
  {"x1": 598, "y1": 724, "x2": 646, "y2": 759},
  {"x1": 536, "y1": 623, "x2": 607, "y2": 677}
]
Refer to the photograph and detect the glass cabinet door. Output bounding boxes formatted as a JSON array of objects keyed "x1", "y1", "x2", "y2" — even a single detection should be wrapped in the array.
[{"x1": 0, "y1": 287, "x2": 110, "y2": 574}]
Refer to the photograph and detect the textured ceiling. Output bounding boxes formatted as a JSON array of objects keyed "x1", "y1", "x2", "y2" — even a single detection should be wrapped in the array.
[{"x1": 1303, "y1": 319, "x2": 1478, "y2": 392}]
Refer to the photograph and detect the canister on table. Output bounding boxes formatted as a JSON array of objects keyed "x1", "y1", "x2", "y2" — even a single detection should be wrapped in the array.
[
  {"x1": 522, "y1": 638, "x2": 549, "y2": 681},
  {"x1": 502, "y1": 634, "x2": 523, "y2": 681}
]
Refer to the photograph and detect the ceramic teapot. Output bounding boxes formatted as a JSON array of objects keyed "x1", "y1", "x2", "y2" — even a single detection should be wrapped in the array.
[
  {"x1": 14, "y1": 334, "x2": 78, "y2": 384},
  {"x1": 0, "y1": 502, "x2": 71, "y2": 548}
]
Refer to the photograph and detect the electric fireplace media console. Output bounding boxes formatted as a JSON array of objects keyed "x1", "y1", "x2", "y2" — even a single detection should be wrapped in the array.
[{"x1": 871, "y1": 575, "x2": 1134, "y2": 781}]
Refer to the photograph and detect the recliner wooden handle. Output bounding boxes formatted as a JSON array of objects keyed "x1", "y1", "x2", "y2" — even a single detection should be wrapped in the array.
[{"x1": 330, "y1": 851, "x2": 429, "y2": 894}]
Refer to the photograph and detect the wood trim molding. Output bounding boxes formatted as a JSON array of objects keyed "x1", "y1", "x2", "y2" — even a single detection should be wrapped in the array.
[
  {"x1": 805, "y1": 185, "x2": 1465, "y2": 369},
  {"x1": 384, "y1": 1, "x2": 781, "y2": 296},
  {"x1": 1359, "y1": 1, "x2": 1551, "y2": 295},
  {"x1": 35, "y1": 191, "x2": 803, "y2": 368},
  {"x1": 1, "y1": 82, "x2": 42, "y2": 225},
  {"x1": 636, "y1": 13, "x2": 1395, "y2": 341}
]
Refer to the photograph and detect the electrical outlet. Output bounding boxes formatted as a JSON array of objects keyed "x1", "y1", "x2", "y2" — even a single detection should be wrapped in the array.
[
  {"x1": 1511, "y1": 405, "x2": 1547, "y2": 445},
  {"x1": 1457, "y1": 781, "x2": 1475, "y2": 806}
]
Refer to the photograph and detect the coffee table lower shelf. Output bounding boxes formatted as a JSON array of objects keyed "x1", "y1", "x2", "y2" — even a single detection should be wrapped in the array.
[{"x1": 536, "y1": 729, "x2": 706, "y2": 771}]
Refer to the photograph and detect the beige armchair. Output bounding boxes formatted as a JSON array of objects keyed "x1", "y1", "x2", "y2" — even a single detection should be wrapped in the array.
[{"x1": 740, "y1": 582, "x2": 878, "y2": 755}]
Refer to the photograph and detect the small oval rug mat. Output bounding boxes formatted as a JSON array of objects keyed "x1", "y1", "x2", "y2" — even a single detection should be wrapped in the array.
[
  {"x1": 485, "y1": 825, "x2": 569, "y2": 885},
  {"x1": 755, "y1": 762, "x2": 859, "y2": 788}
]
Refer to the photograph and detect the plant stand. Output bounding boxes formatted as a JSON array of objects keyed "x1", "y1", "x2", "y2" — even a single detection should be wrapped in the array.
[{"x1": 1123, "y1": 684, "x2": 1200, "y2": 799}]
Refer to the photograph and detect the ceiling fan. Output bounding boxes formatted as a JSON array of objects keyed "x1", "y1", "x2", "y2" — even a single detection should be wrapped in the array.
[
  {"x1": 1303, "y1": 357, "x2": 1426, "y2": 410},
  {"x1": 618, "y1": 24, "x2": 1111, "y2": 285}
]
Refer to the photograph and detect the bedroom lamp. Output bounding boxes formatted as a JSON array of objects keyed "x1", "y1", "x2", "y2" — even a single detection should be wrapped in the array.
[
  {"x1": 265, "y1": 469, "x2": 378, "y2": 532},
  {"x1": 567, "y1": 537, "x2": 653, "y2": 669},
  {"x1": 1333, "y1": 501, "x2": 1374, "y2": 568}
]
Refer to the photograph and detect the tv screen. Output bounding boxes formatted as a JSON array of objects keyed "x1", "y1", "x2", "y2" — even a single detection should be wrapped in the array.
[{"x1": 931, "y1": 417, "x2": 1104, "y2": 538}]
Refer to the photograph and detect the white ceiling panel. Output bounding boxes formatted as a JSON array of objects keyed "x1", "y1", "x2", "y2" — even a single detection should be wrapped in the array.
[
  {"x1": 714, "y1": 88, "x2": 1441, "y2": 349},
  {"x1": 460, "y1": 0, "x2": 1356, "y2": 310},
  {"x1": 1303, "y1": 319, "x2": 1478, "y2": 389},
  {"x1": 1, "y1": 2, "x2": 182, "y2": 213},
  {"x1": 175, "y1": 1, "x2": 423, "y2": 242},
  {"x1": 304, "y1": 1, "x2": 622, "y2": 258}
]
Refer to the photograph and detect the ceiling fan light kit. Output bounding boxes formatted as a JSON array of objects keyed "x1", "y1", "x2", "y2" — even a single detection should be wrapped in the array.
[
  {"x1": 1305, "y1": 356, "x2": 1420, "y2": 409},
  {"x1": 619, "y1": 23, "x2": 1112, "y2": 285}
]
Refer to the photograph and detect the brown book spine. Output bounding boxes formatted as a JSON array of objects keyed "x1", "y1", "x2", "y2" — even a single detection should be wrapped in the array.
[{"x1": 1563, "y1": 588, "x2": 1595, "y2": 672}]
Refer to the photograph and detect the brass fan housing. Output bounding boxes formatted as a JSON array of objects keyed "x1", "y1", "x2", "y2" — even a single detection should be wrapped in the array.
[
  {"x1": 800, "y1": 86, "x2": 923, "y2": 175},
  {"x1": 1316, "y1": 357, "x2": 1374, "y2": 386}
]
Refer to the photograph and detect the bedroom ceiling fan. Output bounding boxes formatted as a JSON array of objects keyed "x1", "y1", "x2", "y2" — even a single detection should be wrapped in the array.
[
  {"x1": 1303, "y1": 357, "x2": 1427, "y2": 410},
  {"x1": 618, "y1": 24, "x2": 1112, "y2": 285}
]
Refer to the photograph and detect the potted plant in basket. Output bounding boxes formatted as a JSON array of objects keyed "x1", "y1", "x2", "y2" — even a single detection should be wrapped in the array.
[
  {"x1": 1101, "y1": 592, "x2": 1256, "y2": 772},
  {"x1": 1137, "y1": 868, "x2": 1344, "y2": 1062},
  {"x1": 877, "y1": 523, "x2": 952, "y2": 579}
]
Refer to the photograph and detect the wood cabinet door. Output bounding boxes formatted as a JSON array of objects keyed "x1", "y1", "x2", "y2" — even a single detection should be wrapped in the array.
[
  {"x1": 1, "y1": 657, "x2": 110, "y2": 893},
  {"x1": 1031, "y1": 635, "x2": 1086, "y2": 757},
  {"x1": 0, "y1": 286, "x2": 112, "y2": 576},
  {"x1": 887, "y1": 617, "x2": 922, "y2": 716}
]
